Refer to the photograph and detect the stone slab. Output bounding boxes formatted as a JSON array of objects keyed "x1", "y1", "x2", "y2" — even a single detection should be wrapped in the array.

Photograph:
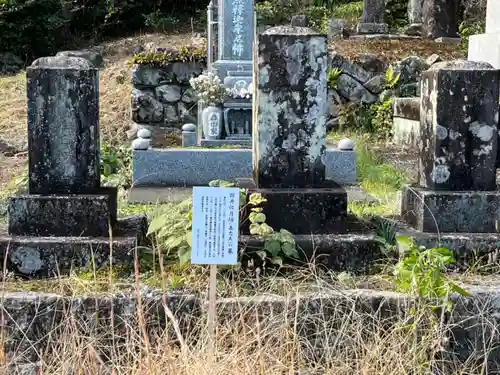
[
  {"x1": 132, "y1": 148, "x2": 357, "y2": 187},
  {"x1": 200, "y1": 139, "x2": 252, "y2": 148},
  {"x1": 246, "y1": 186, "x2": 348, "y2": 235},
  {"x1": 349, "y1": 34, "x2": 420, "y2": 40},
  {"x1": 0, "y1": 215, "x2": 147, "y2": 277},
  {"x1": 212, "y1": 60, "x2": 252, "y2": 81},
  {"x1": 128, "y1": 185, "x2": 377, "y2": 205},
  {"x1": 27, "y1": 57, "x2": 101, "y2": 195},
  {"x1": 401, "y1": 185, "x2": 500, "y2": 233},
  {"x1": 8, "y1": 190, "x2": 118, "y2": 237},
  {"x1": 434, "y1": 37, "x2": 461, "y2": 44},
  {"x1": 486, "y1": 0, "x2": 500, "y2": 34},
  {"x1": 356, "y1": 23, "x2": 389, "y2": 34},
  {"x1": 468, "y1": 33, "x2": 500, "y2": 69},
  {"x1": 392, "y1": 118, "x2": 420, "y2": 149},
  {"x1": 393, "y1": 97, "x2": 420, "y2": 120}
]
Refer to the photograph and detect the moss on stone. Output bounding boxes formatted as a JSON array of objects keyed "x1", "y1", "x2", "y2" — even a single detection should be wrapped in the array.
[{"x1": 129, "y1": 45, "x2": 207, "y2": 68}]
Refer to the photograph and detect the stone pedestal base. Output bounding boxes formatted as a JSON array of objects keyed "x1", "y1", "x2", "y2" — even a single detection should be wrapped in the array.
[
  {"x1": 356, "y1": 23, "x2": 388, "y2": 34},
  {"x1": 468, "y1": 33, "x2": 500, "y2": 69},
  {"x1": 0, "y1": 216, "x2": 147, "y2": 277},
  {"x1": 238, "y1": 179, "x2": 347, "y2": 234},
  {"x1": 212, "y1": 60, "x2": 252, "y2": 80},
  {"x1": 8, "y1": 190, "x2": 117, "y2": 237},
  {"x1": 401, "y1": 185, "x2": 500, "y2": 233}
]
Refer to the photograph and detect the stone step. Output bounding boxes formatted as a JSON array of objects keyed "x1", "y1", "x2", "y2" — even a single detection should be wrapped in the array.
[{"x1": 0, "y1": 215, "x2": 147, "y2": 277}]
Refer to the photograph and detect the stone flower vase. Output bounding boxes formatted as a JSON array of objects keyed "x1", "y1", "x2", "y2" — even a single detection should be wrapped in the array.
[{"x1": 201, "y1": 103, "x2": 222, "y2": 140}]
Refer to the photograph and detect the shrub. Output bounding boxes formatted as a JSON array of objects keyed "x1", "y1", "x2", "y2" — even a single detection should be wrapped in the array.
[
  {"x1": 385, "y1": 0, "x2": 408, "y2": 31},
  {"x1": 0, "y1": 0, "x2": 209, "y2": 61}
]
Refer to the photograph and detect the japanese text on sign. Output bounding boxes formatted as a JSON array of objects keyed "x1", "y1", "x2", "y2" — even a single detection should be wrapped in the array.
[{"x1": 191, "y1": 187, "x2": 240, "y2": 265}]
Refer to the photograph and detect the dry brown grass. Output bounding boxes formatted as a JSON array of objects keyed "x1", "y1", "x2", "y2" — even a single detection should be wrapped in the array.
[
  {"x1": 330, "y1": 39, "x2": 465, "y2": 63},
  {"x1": 0, "y1": 265, "x2": 497, "y2": 375}
]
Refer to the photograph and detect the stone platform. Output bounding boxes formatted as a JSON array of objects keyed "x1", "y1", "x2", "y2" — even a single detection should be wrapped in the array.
[
  {"x1": 132, "y1": 147, "x2": 357, "y2": 187},
  {"x1": 8, "y1": 193, "x2": 117, "y2": 236},
  {"x1": 402, "y1": 185, "x2": 500, "y2": 233},
  {"x1": 0, "y1": 215, "x2": 147, "y2": 277}
]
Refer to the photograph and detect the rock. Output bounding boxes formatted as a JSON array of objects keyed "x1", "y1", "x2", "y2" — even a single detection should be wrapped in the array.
[
  {"x1": 177, "y1": 101, "x2": 196, "y2": 123},
  {"x1": 391, "y1": 56, "x2": 430, "y2": 85},
  {"x1": 337, "y1": 74, "x2": 378, "y2": 103},
  {"x1": 0, "y1": 52, "x2": 23, "y2": 75},
  {"x1": 126, "y1": 126, "x2": 138, "y2": 140},
  {"x1": 356, "y1": 22, "x2": 389, "y2": 34},
  {"x1": 398, "y1": 83, "x2": 419, "y2": 97},
  {"x1": 429, "y1": 59, "x2": 495, "y2": 70},
  {"x1": 326, "y1": 117, "x2": 339, "y2": 131},
  {"x1": 363, "y1": 74, "x2": 385, "y2": 94},
  {"x1": 330, "y1": 52, "x2": 372, "y2": 84},
  {"x1": 182, "y1": 123, "x2": 197, "y2": 132},
  {"x1": 131, "y1": 88, "x2": 164, "y2": 123},
  {"x1": 164, "y1": 104, "x2": 179, "y2": 124},
  {"x1": 355, "y1": 53, "x2": 387, "y2": 74},
  {"x1": 327, "y1": 90, "x2": 342, "y2": 118},
  {"x1": 327, "y1": 18, "x2": 346, "y2": 39},
  {"x1": 132, "y1": 64, "x2": 169, "y2": 86},
  {"x1": 338, "y1": 138, "x2": 355, "y2": 150},
  {"x1": 56, "y1": 50, "x2": 104, "y2": 69},
  {"x1": 181, "y1": 88, "x2": 198, "y2": 103},
  {"x1": 170, "y1": 62, "x2": 204, "y2": 84},
  {"x1": 155, "y1": 84, "x2": 182, "y2": 103},
  {"x1": 291, "y1": 14, "x2": 308, "y2": 27},
  {"x1": 132, "y1": 137, "x2": 150, "y2": 150},
  {"x1": 422, "y1": 0, "x2": 460, "y2": 39},
  {"x1": 137, "y1": 128, "x2": 152, "y2": 139},
  {"x1": 426, "y1": 54, "x2": 441, "y2": 65},
  {"x1": 405, "y1": 23, "x2": 423, "y2": 36}
]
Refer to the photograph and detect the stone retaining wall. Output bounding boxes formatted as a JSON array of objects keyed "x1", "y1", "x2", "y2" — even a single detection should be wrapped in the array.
[
  {"x1": 131, "y1": 61, "x2": 206, "y2": 129},
  {"x1": 130, "y1": 48, "x2": 430, "y2": 132},
  {"x1": 4, "y1": 286, "x2": 500, "y2": 372}
]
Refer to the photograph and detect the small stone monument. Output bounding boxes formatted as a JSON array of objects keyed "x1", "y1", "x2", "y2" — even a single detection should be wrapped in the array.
[
  {"x1": 402, "y1": 60, "x2": 500, "y2": 233},
  {"x1": 240, "y1": 26, "x2": 348, "y2": 234},
  {"x1": 356, "y1": 0, "x2": 389, "y2": 34},
  {"x1": 0, "y1": 56, "x2": 146, "y2": 277},
  {"x1": 468, "y1": 0, "x2": 500, "y2": 68},
  {"x1": 421, "y1": 0, "x2": 460, "y2": 39}
]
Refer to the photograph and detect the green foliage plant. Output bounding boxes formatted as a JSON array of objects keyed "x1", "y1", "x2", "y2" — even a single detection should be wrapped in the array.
[
  {"x1": 147, "y1": 180, "x2": 298, "y2": 269},
  {"x1": 327, "y1": 68, "x2": 342, "y2": 90},
  {"x1": 394, "y1": 236, "x2": 470, "y2": 311}
]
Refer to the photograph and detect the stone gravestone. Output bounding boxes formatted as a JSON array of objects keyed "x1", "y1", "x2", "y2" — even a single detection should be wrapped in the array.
[
  {"x1": 201, "y1": 0, "x2": 254, "y2": 147},
  {"x1": 356, "y1": 0, "x2": 389, "y2": 34},
  {"x1": 402, "y1": 60, "x2": 500, "y2": 233},
  {"x1": 212, "y1": 0, "x2": 254, "y2": 80},
  {"x1": 0, "y1": 56, "x2": 145, "y2": 277},
  {"x1": 468, "y1": 0, "x2": 500, "y2": 68},
  {"x1": 421, "y1": 0, "x2": 460, "y2": 39},
  {"x1": 244, "y1": 26, "x2": 348, "y2": 234}
]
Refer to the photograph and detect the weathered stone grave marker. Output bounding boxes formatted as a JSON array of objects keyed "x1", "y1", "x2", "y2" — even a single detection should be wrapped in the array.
[
  {"x1": 468, "y1": 0, "x2": 500, "y2": 68},
  {"x1": 0, "y1": 56, "x2": 145, "y2": 277},
  {"x1": 357, "y1": 0, "x2": 389, "y2": 34},
  {"x1": 242, "y1": 26, "x2": 348, "y2": 234},
  {"x1": 402, "y1": 60, "x2": 500, "y2": 233},
  {"x1": 422, "y1": 0, "x2": 460, "y2": 39}
]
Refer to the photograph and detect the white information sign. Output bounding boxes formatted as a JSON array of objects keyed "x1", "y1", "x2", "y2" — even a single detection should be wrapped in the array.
[{"x1": 191, "y1": 186, "x2": 240, "y2": 265}]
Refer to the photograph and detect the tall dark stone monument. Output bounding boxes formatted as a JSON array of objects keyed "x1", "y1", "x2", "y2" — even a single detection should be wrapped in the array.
[
  {"x1": 0, "y1": 56, "x2": 146, "y2": 277},
  {"x1": 402, "y1": 60, "x2": 500, "y2": 233},
  {"x1": 244, "y1": 26, "x2": 347, "y2": 234},
  {"x1": 422, "y1": 0, "x2": 460, "y2": 39}
]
